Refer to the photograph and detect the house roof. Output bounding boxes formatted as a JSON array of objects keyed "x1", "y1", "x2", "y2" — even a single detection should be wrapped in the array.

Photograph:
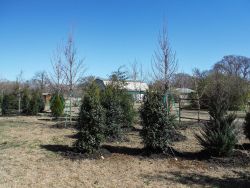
[
  {"x1": 175, "y1": 88, "x2": 195, "y2": 94},
  {"x1": 97, "y1": 79, "x2": 148, "y2": 91}
]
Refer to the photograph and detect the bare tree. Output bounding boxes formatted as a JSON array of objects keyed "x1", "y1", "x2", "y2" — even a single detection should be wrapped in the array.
[
  {"x1": 16, "y1": 71, "x2": 23, "y2": 114},
  {"x1": 192, "y1": 68, "x2": 209, "y2": 121},
  {"x1": 214, "y1": 55, "x2": 250, "y2": 80},
  {"x1": 49, "y1": 44, "x2": 65, "y2": 93},
  {"x1": 151, "y1": 23, "x2": 178, "y2": 112},
  {"x1": 172, "y1": 72, "x2": 193, "y2": 89},
  {"x1": 152, "y1": 24, "x2": 177, "y2": 92},
  {"x1": 63, "y1": 33, "x2": 86, "y2": 123},
  {"x1": 32, "y1": 71, "x2": 48, "y2": 92},
  {"x1": 129, "y1": 59, "x2": 145, "y2": 102},
  {"x1": 129, "y1": 60, "x2": 139, "y2": 81}
]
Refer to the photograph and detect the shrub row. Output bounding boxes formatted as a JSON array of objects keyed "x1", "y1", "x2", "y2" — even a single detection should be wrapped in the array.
[{"x1": 1, "y1": 89, "x2": 44, "y2": 115}]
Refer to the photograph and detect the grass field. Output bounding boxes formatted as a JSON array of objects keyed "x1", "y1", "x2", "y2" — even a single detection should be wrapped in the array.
[{"x1": 0, "y1": 115, "x2": 250, "y2": 188}]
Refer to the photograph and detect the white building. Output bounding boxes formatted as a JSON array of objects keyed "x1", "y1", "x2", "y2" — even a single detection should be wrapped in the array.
[{"x1": 95, "y1": 78, "x2": 148, "y2": 102}]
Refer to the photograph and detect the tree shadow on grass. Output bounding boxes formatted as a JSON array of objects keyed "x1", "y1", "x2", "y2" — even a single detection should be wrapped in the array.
[
  {"x1": 101, "y1": 145, "x2": 205, "y2": 159},
  {"x1": 141, "y1": 171, "x2": 250, "y2": 188},
  {"x1": 102, "y1": 145, "x2": 145, "y2": 156},
  {"x1": 49, "y1": 121, "x2": 77, "y2": 129},
  {"x1": 40, "y1": 144, "x2": 111, "y2": 160}
]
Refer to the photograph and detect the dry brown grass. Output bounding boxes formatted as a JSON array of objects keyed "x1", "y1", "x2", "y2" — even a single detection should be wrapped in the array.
[{"x1": 0, "y1": 116, "x2": 249, "y2": 188}]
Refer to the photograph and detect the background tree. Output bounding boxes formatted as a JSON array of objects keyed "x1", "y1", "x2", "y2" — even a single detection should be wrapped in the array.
[
  {"x1": 192, "y1": 68, "x2": 210, "y2": 110},
  {"x1": 129, "y1": 60, "x2": 145, "y2": 102},
  {"x1": 32, "y1": 71, "x2": 49, "y2": 92},
  {"x1": 213, "y1": 55, "x2": 250, "y2": 110},
  {"x1": 78, "y1": 75, "x2": 96, "y2": 95},
  {"x1": 214, "y1": 55, "x2": 250, "y2": 80},
  {"x1": 171, "y1": 73, "x2": 193, "y2": 89}
]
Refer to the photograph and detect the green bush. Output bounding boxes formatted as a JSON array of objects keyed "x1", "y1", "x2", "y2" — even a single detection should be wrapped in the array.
[
  {"x1": 74, "y1": 83, "x2": 105, "y2": 153},
  {"x1": 244, "y1": 112, "x2": 250, "y2": 140},
  {"x1": 100, "y1": 70, "x2": 135, "y2": 140},
  {"x1": 140, "y1": 90, "x2": 177, "y2": 152},
  {"x1": 27, "y1": 91, "x2": 40, "y2": 115},
  {"x1": 21, "y1": 89, "x2": 30, "y2": 115},
  {"x1": 196, "y1": 78, "x2": 238, "y2": 157},
  {"x1": 50, "y1": 93, "x2": 64, "y2": 118},
  {"x1": 119, "y1": 92, "x2": 135, "y2": 128},
  {"x1": 1, "y1": 94, "x2": 18, "y2": 115},
  {"x1": 0, "y1": 95, "x2": 3, "y2": 113},
  {"x1": 101, "y1": 85, "x2": 124, "y2": 140},
  {"x1": 37, "y1": 93, "x2": 45, "y2": 113}
]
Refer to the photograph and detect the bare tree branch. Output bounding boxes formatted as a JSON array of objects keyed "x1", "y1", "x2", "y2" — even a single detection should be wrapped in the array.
[{"x1": 151, "y1": 23, "x2": 178, "y2": 92}]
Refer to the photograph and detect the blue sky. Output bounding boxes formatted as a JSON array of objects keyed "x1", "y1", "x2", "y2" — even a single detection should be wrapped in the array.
[{"x1": 0, "y1": 0, "x2": 250, "y2": 81}]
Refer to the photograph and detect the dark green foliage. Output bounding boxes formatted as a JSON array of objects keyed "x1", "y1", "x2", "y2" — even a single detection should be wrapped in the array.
[
  {"x1": 100, "y1": 69, "x2": 135, "y2": 140},
  {"x1": 119, "y1": 92, "x2": 135, "y2": 128},
  {"x1": 101, "y1": 85, "x2": 124, "y2": 140},
  {"x1": 21, "y1": 89, "x2": 44, "y2": 115},
  {"x1": 21, "y1": 89, "x2": 30, "y2": 114},
  {"x1": 196, "y1": 77, "x2": 238, "y2": 157},
  {"x1": 37, "y1": 93, "x2": 45, "y2": 112},
  {"x1": 1, "y1": 94, "x2": 18, "y2": 115},
  {"x1": 188, "y1": 92, "x2": 199, "y2": 109},
  {"x1": 50, "y1": 93, "x2": 64, "y2": 118},
  {"x1": 244, "y1": 112, "x2": 250, "y2": 140},
  {"x1": 75, "y1": 83, "x2": 105, "y2": 153},
  {"x1": 140, "y1": 90, "x2": 177, "y2": 152},
  {"x1": 27, "y1": 91, "x2": 40, "y2": 115},
  {"x1": 0, "y1": 95, "x2": 3, "y2": 112}
]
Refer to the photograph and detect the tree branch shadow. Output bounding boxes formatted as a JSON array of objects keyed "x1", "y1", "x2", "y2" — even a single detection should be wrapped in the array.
[{"x1": 142, "y1": 171, "x2": 250, "y2": 188}]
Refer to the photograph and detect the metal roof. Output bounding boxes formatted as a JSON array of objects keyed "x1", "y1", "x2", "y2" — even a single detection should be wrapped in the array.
[
  {"x1": 99, "y1": 79, "x2": 148, "y2": 91},
  {"x1": 175, "y1": 88, "x2": 195, "y2": 94}
]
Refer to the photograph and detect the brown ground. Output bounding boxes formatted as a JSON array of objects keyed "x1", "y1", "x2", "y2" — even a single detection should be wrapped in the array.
[{"x1": 0, "y1": 116, "x2": 250, "y2": 188}]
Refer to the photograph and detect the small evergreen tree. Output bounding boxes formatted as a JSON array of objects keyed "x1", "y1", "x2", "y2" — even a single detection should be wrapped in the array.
[
  {"x1": 74, "y1": 82, "x2": 105, "y2": 153},
  {"x1": 196, "y1": 75, "x2": 238, "y2": 157},
  {"x1": 0, "y1": 94, "x2": 3, "y2": 114},
  {"x1": 140, "y1": 90, "x2": 177, "y2": 152},
  {"x1": 244, "y1": 112, "x2": 250, "y2": 140},
  {"x1": 100, "y1": 69, "x2": 135, "y2": 140},
  {"x1": 1, "y1": 94, "x2": 18, "y2": 115},
  {"x1": 101, "y1": 85, "x2": 123, "y2": 140},
  {"x1": 37, "y1": 93, "x2": 45, "y2": 113},
  {"x1": 21, "y1": 88, "x2": 30, "y2": 115},
  {"x1": 27, "y1": 91, "x2": 40, "y2": 115},
  {"x1": 50, "y1": 93, "x2": 64, "y2": 118},
  {"x1": 120, "y1": 92, "x2": 135, "y2": 128}
]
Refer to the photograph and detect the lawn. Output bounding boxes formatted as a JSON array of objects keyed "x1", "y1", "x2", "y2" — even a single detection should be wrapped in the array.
[{"x1": 0, "y1": 116, "x2": 249, "y2": 188}]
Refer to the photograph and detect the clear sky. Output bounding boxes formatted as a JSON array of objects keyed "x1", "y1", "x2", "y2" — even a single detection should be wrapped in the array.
[{"x1": 0, "y1": 0, "x2": 250, "y2": 81}]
